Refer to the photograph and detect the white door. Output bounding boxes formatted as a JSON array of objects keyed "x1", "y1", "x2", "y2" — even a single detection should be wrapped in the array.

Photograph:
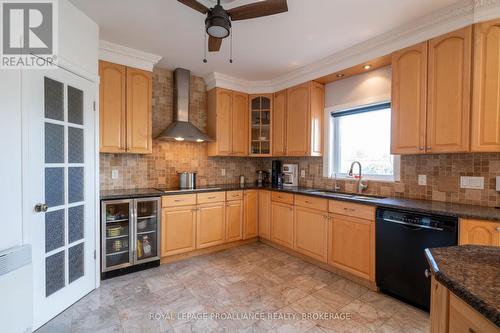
[{"x1": 22, "y1": 68, "x2": 97, "y2": 329}]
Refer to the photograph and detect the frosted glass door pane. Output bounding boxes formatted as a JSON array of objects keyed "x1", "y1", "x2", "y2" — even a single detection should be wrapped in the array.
[
  {"x1": 68, "y1": 167, "x2": 84, "y2": 203},
  {"x1": 68, "y1": 205, "x2": 84, "y2": 243},
  {"x1": 68, "y1": 86, "x2": 83, "y2": 125},
  {"x1": 68, "y1": 243, "x2": 84, "y2": 283},
  {"x1": 44, "y1": 77, "x2": 64, "y2": 121},
  {"x1": 45, "y1": 167, "x2": 64, "y2": 207},
  {"x1": 45, "y1": 210, "x2": 65, "y2": 252},
  {"x1": 45, "y1": 123, "x2": 64, "y2": 163},
  {"x1": 68, "y1": 127, "x2": 84, "y2": 163},
  {"x1": 45, "y1": 251, "x2": 65, "y2": 296}
]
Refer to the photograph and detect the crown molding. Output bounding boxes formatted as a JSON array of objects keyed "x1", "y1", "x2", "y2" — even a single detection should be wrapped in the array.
[
  {"x1": 205, "y1": 0, "x2": 500, "y2": 93},
  {"x1": 99, "y1": 40, "x2": 162, "y2": 71}
]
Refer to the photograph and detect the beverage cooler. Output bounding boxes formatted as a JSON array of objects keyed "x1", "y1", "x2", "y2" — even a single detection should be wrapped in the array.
[{"x1": 101, "y1": 197, "x2": 161, "y2": 278}]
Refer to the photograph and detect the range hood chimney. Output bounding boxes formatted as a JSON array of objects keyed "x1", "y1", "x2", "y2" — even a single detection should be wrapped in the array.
[{"x1": 157, "y1": 68, "x2": 213, "y2": 142}]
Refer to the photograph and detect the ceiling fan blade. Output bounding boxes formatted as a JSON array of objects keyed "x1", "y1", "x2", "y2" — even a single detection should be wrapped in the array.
[
  {"x1": 208, "y1": 36, "x2": 223, "y2": 52},
  {"x1": 177, "y1": 0, "x2": 209, "y2": 14},
  {"x1": 228, "y1": 0, "x2": 288, "y2": 21}
]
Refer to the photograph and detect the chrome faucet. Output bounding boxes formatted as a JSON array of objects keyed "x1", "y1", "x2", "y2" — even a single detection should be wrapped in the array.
[{"x1": 348, "y1": 161, "x2": 368, "y2": 193}]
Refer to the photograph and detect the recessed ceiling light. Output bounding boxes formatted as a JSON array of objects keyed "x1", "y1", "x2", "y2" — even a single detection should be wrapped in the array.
[
  {"x1": 336, "y1": 74, "x2": 345, "y2": 78},
  {"x1": 174, "y1": 137, "x2": 185, "y2": 141},
  {"x1": 196, "y1": 139, "x2": 204, "y2": 142},
  {"x1": 363, "y1": 64, "x2": 372, "y2": 70}
]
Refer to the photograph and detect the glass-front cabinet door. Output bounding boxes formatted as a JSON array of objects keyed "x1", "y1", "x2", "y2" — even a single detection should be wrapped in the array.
[
  {"x1": 250, "y1": 94, "x2": 272, "y2": 156},
  {"x1": 102, "y1": 200, "x2": 132, "y2": 271},
  {"x1": 135, "y1": 198, "x2": 160, "y2": 263}
]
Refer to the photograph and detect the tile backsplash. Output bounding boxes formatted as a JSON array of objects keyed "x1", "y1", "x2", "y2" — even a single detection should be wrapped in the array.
[
  {"x1": 257, "y1": 153, "x2": 500, "y2": 207},
  {"x1": 100, "y1": 67, "x2": 499, "y2": 207}
]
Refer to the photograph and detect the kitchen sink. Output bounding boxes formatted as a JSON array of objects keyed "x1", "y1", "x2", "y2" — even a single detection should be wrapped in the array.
[{"x1": 303, "y1": 189, "x2": 385, "y2": 200}]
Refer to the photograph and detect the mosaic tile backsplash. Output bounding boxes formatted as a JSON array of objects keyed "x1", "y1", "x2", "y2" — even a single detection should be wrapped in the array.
[{"x1": 100, "y1": 68, "x2": 500, "y2": 207}]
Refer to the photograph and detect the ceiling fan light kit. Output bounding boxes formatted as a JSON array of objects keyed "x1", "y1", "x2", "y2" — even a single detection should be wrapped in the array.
[{"x1": 178, "y1": 0, "x2": 288, "y2": 59}]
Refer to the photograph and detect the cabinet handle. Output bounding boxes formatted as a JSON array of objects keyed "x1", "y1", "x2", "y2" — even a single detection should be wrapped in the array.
[
  {"x1": 419, "y1": 146, "x2": 424, "y2": 150},
  {"x1": 174, "y1": 199, "x2": 182, "y2": 202},
  {"x1": 343, "y1": 207, "x2": 355, "y2": 212},
  {"x1": 427, "y1": 146, "x2": 431, "y2": 150},
  {"x1": 468, "y1": 329, "x2": 476, "y2": 333},
  {"x1": 496, "y1": 227, "x2": 500, "y2": 232},
  {"x1": 208, "y1": 196, "x2": 216, "y2": 199}
]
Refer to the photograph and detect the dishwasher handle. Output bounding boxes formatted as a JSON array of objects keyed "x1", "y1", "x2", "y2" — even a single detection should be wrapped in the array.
[{"x1": 381, "y1": 218, "x2": 444, "y2": 231}]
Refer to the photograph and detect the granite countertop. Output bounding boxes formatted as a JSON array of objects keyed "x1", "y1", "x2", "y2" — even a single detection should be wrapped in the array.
[
  {"x1": 100, "y1": 184, "x2": 500, "y2": 221},
  {"x1": 425, "y1": 245, "x2": 500, "y2": 327}
]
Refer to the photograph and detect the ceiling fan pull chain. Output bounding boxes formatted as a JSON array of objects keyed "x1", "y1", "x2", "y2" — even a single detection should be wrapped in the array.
[
  {"x1": 229, "y1": 27, "x2": 233, "y2": 64},
  {"x1": 203, "y1": 28, "x2": 207, "y2": 63}
]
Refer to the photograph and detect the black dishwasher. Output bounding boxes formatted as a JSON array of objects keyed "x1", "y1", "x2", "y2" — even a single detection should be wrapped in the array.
[{"x1": 376, "y1": 208, "x2": 457, "y2": 311}]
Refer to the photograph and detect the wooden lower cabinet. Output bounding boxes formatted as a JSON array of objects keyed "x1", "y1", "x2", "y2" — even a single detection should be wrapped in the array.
[
  {"x1": 271, "y1": 201, "x2": 294, "y2": 248},
  {"x1": 328, "y1": 214, "x2": 375, "y2": 281},
  {"x1": 294, "y1": 206, "x2": 328, "y2": 262},
  {"x1": 449, "y1": 293, "x2": 498, "y2": 333},
  {"x1": 196, "y1": 203, "x2": 226, "y2": 249},
  {"x1": 430, "y1": 276, "x2": 449, "y2": 333},
  {"x1": 459, "y1": 219, "x2": 500, "y2": 246},
  {"x1": 258, "y1": 190, "x2": 271, "y2": 240},
  {"x1": 161, "y1": 206, "x2": 197, "y2": 257},
  {"x1": 243, "y1": 190, "x2": 258, "y2": 239},
  {"x1": 226, "y1": 200, "x2": 243, "y2": 242}
]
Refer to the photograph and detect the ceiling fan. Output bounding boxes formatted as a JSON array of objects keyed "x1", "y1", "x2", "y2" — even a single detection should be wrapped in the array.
[{"x1": 178, "y1": 0, "x2": 288, "y2": 52}]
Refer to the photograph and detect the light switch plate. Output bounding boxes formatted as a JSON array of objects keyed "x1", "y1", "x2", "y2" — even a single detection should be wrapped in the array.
[
  {"x1": 460, "y1": 176, "x2": 484, "y2": 190},
  {"x1": 221, "y1": 169, "x2": 226, "y2": 176},
  {"x1": 418, "y1": 175, "x2": 427, "y2": 186},
  {"x1": 300, "y1": 169, "x2": 306, "y2": 178},
  {"x1": 111, "y1": 169, "x2": 119, "y2": 180},
  {"x1": 496, "y1": 176, "x2": 500, "y2": 192}
]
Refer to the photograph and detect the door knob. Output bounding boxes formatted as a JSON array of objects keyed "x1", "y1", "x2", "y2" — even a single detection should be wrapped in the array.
[
  {"x1": 34, "y1": 203, "x2": 48, "y2": 213},
  {"x1": 424, "y1": 268, "x2": 431, "y2": 278}
]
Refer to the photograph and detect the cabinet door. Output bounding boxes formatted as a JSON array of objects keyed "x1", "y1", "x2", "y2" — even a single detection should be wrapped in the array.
[
  {"x1": 271, "y1": 202, "x2": 294, "y2": 248},
  {"x1": 286, "y1": 82, "x2": 310, "y2": 156},
  {"x1": 161, "y1": 206, "x2": 196, "y2": 257},
  {"x1": 471, "y1": 19, "x2": 500, "y2": 152},
  {"x1": 427, "y1": 26, "x2": 472, "y2": 153},
  {"x1": 272, "y1": 90, "x2": 287, "y2": 156},
  {"x1": 217, "y1": 88, "x2": 233, "y2": 155},
  {"x1": 294, "y1": 206, "x2": 328, "y2": 262},
  {"x1": 459, "y1": 219, "x2": 500, "y2": 246},
  {"x1": 197, "y1": 203, "x2": 225, "y2": 249},
  {"x1": 126, "y1": 67, "x2": 152, "y2": 154},
  {"x1": 232, "y1": 91, "x2": 248, "y2": 156},
  {"x1": 99, "y1": 61, "x2": 126, "y2": 153},
  {"x1": 226, "y1": 200, "x2": 243, "y2": 242},
  {"x1": 328, "y1": 214, "x2": 375, "y2": 281},
  {"x1": 449, "y1": 293, "x2": 498, "y2": 333},
  {"x1": 310, "y1": 82, "x2": 324, "y2": 156},
  {"x1": 243, "y1": 190, "x2": 258, "y2": 239},
  {"x1": 430, "y1": 276, "x2": 449, "y2": 333},
  {"x1": 258, "y1": 190, "x2": 271, "y2": 240},
  {"x1": 391, "y1": 42, "x2": 428, "y2": 154}
]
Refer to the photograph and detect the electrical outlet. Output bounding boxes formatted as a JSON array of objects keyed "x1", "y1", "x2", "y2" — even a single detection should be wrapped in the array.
[
  {"x1": 460, "y1": 176, "x2": 484, "y2": 190},
  {"x1": 418, "y1": 175, "x2": 427, "y2": 186},
  {"x1": 300, "y1": 169, "x2": 306, "y2": 178},
  {"x1": 497, "y1": 176, "x2": 500, "y2": 192},
  {"x1": 111, "y1": 169, "x2": 119, "y2": 180},
  {"x1": 221, "y1": 169, "x2": 226, "y2": 176}
]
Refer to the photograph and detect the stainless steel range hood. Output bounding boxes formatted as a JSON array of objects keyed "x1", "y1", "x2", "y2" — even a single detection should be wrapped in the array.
[{"x1": 157, "y1": 68, "x2": 213, "y2": 142}]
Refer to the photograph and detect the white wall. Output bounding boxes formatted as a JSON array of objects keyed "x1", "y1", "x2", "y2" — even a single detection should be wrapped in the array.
[
  {"x1": 325, "y1": 66, "x2": 391, "y2": 112},
  {"x1": 0, "y1": 70, "x2": 22, "y2": 251},
  {"x1": 323, "y1": 66, "x2": 393, "y2": 178}
]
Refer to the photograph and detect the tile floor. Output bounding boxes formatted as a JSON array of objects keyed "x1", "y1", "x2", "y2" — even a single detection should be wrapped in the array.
[{"x1": 36, "y1": 242, "x2": 429, "y2": 333}]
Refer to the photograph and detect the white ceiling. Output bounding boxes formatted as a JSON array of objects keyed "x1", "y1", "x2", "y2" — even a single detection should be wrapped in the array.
[{"x1": 69, "y1": 0, "x2": 460, "y2": 81}]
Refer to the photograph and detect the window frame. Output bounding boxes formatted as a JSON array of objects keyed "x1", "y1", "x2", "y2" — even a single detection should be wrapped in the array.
[{"x1": 328, "y1": 102, "x2": 400, "y2": 182}]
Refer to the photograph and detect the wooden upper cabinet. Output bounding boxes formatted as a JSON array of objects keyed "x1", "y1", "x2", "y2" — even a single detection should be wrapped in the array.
[
  {"x1": 99, "y1": 60, "x2": 152, "y2": 154},
  {"x1": 249, "y1": 94, "x2": 272, "y2": 156},
  {"x1": 286, "y1": 81, "x2": 324, "y2": 156},
  {"x1": 99, "y1": 61, "x2": 126, "y2": 153},
  {"x1": 286, "y1": 82, "x2": 310, "y2": 156},
  {"x1": 126, "y1": 67, "x2": 152, "y2": 154},
  {"x1": 272, "y1": 90, "x2": 287, "y2": 156},
  {"x1": 459, "y1": 219, "x2": 500, "y2": 246},
  {"x1": 391, "y1": 42, "x2": 428, "y2": 154},
  {"x1": 243, "y1": 190, "x2": 258, "y2": 239},
  {"x1": 232, "y1": 91, "x2": 249, "y2": 156},
  {"x1": 471, "y1": 19, "x2": 500, "y2": 152},
  {"x1": 207, "y1": 88, "x2": 249, "y2": 156},
  {"x1": 427, "y1": 26, "x2": 472, "y2": 153}
]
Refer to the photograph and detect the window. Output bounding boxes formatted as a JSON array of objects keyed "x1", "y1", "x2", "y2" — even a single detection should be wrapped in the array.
[{"x1": 330, "y1": 102, "x2": 399, "y2": 181}]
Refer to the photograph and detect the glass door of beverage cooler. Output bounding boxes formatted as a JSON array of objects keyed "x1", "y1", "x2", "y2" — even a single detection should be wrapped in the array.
[
  {"x1": 101, "y1": 200, "x2": 133, "y2": 272},
  {"x1": 134, "y1": 198, "x2": 161, "y2": 264}
]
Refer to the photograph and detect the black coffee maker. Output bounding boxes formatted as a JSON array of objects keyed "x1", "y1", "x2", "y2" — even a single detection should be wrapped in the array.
[{"x1": 271, "y1": 160, "x2": 282, "y2": 187}]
